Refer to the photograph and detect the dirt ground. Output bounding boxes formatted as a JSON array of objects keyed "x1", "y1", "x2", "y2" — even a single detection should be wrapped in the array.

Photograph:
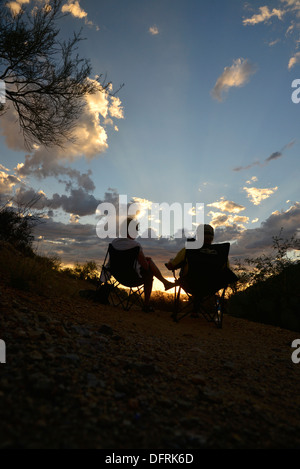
[{"x1": 1, "y1": 283, "x2": 300, "y2": 449}]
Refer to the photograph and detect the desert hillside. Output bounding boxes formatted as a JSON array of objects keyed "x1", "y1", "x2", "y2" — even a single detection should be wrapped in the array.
[{"x1": 1, "y1": 276, "x2": 300, "y2": 449}]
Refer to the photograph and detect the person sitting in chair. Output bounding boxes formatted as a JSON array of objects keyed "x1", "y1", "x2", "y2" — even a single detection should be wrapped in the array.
[
  {"x1": 112, "y1": 216, "x2": 175, "y2": 312},
  {"x1": 166, "y1": 223, "x2": 236, "y2": 298},
  {"x1": 165, "y1": 224, "x2": 215, "y2": 282}
]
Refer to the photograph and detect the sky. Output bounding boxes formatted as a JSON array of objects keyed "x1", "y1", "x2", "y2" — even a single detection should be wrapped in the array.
[{"x1": 0, "y1": 0, "x2": 300, "y2": 280}]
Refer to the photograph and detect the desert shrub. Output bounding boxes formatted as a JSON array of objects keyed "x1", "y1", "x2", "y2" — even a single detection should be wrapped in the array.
[
  {"x1": 0, "y1": 207, "x2": 34, "y2": 254},
  {"x1": 233, "y1": 229, "x2": 300, "y2": 291},
  {"x1": 63, "y1": 261, "x2": 100, "y2": 285},
  {"x1": 0, "y1": 199, "x2": 45, "y2": 255},
  {"x1": 151, "y1": 290, "x2": 177, "y2": 312}
]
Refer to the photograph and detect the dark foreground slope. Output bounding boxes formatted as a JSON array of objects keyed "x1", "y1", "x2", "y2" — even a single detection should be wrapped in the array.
[
  {"x1": 228, "y1": 262, "x2": 300, "y2": 332},
  {"x1": 1, "y1": 277, "x2": 300, "y2": 449}
]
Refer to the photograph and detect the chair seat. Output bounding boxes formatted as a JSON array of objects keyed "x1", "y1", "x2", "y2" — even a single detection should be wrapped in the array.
[{"x1": 99, "y1": 244, "x2": 145, "y2": 311}]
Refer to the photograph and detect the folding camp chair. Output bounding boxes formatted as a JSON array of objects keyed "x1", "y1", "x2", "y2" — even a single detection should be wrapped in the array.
[
  {"x1": 99, "y1": 243, "x2": 145, "y2": 311},
  {"x1": 172, "y1": 243, "x2": 238, "y2": 328}
]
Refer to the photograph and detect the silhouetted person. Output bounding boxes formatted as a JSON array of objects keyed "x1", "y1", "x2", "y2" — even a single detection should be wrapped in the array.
[
  {"x1": 112, "y1": 217, "x2": 175, "y2": 312},
  {"x1": 165, "y1": 224, "x2": 215, "y2": 280}
]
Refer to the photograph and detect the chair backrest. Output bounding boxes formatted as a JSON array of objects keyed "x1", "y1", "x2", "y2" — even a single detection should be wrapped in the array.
[
  {"x1": 108, "y1": 244, "x2": 143, "y2": 287},
  {"x1": 185, "y1": 243, "x2": 231, "y2": 298}
]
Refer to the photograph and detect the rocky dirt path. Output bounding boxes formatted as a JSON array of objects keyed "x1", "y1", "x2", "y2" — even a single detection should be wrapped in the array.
[{"x1": 1, "y1": 284, "x2": 300, "y2": 449}]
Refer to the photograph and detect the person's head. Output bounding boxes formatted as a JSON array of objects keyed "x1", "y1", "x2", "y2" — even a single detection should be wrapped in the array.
[
  {"x1": 121, "y1": 216, "x2": 139, "y2": 239},
  {"x1": 204, "y1": 224, "x2": 214, "y2": 244}
]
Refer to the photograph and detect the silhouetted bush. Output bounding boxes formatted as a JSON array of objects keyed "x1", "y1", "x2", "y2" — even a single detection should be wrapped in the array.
[
  {"x1": 63, "y1": 261, "x2": 100, "y2": 285},
  {"x1": 0, "y1": 206, "x2": 35, "y2": 254}
]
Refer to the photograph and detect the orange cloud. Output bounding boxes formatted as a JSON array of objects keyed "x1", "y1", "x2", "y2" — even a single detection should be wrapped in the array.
[{"x1": 243, "y1": 186, "x2": 278, "y2": 205}]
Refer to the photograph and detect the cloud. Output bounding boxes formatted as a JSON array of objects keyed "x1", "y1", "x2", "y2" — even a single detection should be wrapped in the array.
[
  {"x1": 69, "y1": 213, "x2": 80, "y2": 224},
  {"x1": 242, "y1": 2, "x2": 300, "y2": 69},
  {"x1": 211, "y1": 58, "x2": 257, "y2": 102},
  {"x1": 288, "y1": 51, "x2": 300, "y2": 69},
  {"x1": 233, "y1": 140, "x2": 295, "y2": 171},
  {"x1": 27, "y1": 191, "x2": 300, "y2": 270},
  {"x1": 61, "y1": 0, "x2": 97, "y2": 28},
  {"x1": 0, "y1": 106, "x2": 29, "y2": 152},
  {"x1": 5, "y1": 0, "x2": 30, "y2": 16},
  {"x1": 149, "y1": 25, "x2": 159, "y2": 35},
  {"x1": 16, "y1": 157, "x2": 96, "y2": 193},
  {"x1": 1, "y1": 79, "x2": 123, "y2": 158},
  {"x1": 207, "y1": 197, "x2": 246, "y2": 214},
  {"x1": 246, "y1": 176, "x2": 258, "y2": 184},
  {"x1": 61, "y1": 0, "x2": 87, "y2": 19},
  {"x1": 265, "y1": 151, "x2": 282, "y2": 163},
  {"x1": 233, "y1": 161, "x2": 260, "y2": 172},
  {"x1": 224, "y1": 201, "x2": 300, "y2": 259},
  {"x1": 269, "y1": 39, "x2": 280, "y2": 46},
  {"x1": 243, "y1": 186, "x2": 278, "y2": 205},
  {"x1": 108, "y1": 96, "x2": 124, "y2": 120},
  {"x1": 0, "y1": 170, "x2": 21, "y2": 197},
  {"x1": 243, "y1": 6, "x2": 285, "y2": 25},
  {"x1": 207, "y1": 210, "x2": 249, "y2": 230},
  {"x1": 2, "y1": 79, "x2": 124, "y2": 195},
  {"x1": 15, "y1": 186, "x2": 102, "y2": 217}
]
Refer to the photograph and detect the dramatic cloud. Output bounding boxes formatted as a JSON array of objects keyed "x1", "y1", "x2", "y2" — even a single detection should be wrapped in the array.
[
  {"x1": 2, "y1": 79, "x2": 124, "y2": 194},
  {"x1": 16, "y1": 158, "x2": 96, "y2": 193},
  {"x1": 15, "y1": 186, "x2": 102, "y2": 217},
  {"x1": 243, "y1": 6, "x2": 284, "y2": 25},
  {"x1": 207, "y1": 197, "x2": 246, "y2": 214},
  {"x1": 207, "y1": 211, "x2": 249, "y2": 230},
  {"x1": 0, "y1": 169, "x2": 21, "y2": 197},
  {"x1": 1, "y1": 80, "x2": 123, "y2": 160},
  {"x1": 30, "y1": 196, "x2": 300, "y2": 271},
  {"x1": 225, "y1": 201, "x2": 300, "y2": 259},
  {"x1": 211, "y1": 58, "x2": 257, "y2": 102},
  {"x1": 243, "y1": 186, "x2": 278, "y2": 205}
]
